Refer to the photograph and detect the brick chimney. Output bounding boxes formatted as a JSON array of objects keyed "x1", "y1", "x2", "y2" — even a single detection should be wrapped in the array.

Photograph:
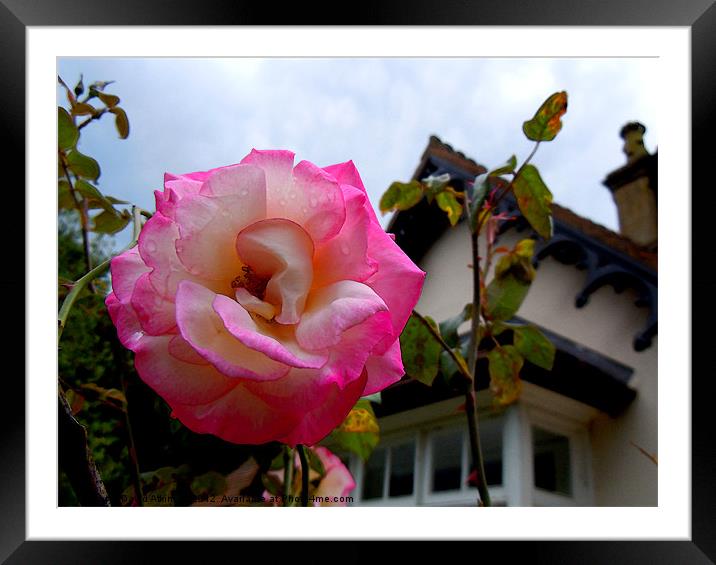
[{"x1": 603, "y1": 122, "x2": 658, "y2": 249}]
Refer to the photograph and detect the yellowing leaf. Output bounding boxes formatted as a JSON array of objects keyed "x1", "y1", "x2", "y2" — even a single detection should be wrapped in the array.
[
  {"x1": 326, "y1": 399, "x2": 380, "y2": 461},
  {"x1": 339, "y1": 407, "x2": 380, "y2": 433},
  {"x1": 487, "y1": 345, "x2": 524, "y2": 405},
  {"x1": 380, "y1": 180, "x2": 423, "y2": 214},
  {"x1": 435, "y1": 190, "x2": 463, "y2": 226},
  {"x1": 522, "y1": 91, "x2": 568, "y2": 142}
]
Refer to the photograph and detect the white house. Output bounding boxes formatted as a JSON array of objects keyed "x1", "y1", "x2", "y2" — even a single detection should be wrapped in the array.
[{"x1": 349, "y1": 126, "x2": 658, "y2": 507}]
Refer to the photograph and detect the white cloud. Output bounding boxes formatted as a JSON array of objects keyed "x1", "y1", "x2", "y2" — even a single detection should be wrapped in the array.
[{"x1": 57, "y1": 57, "x2": 658, "y2": 248}]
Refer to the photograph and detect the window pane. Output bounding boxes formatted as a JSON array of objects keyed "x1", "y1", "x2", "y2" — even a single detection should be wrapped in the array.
[
  {"x1": 362, "y1": 447, "x2": 386, "y2": 500},
  {"x1": 431, "y1": 429, "x2": 463, "y2": 492},
  {"x1": 468, "y1": 416, "x2": 503, "y2": 486},
  {"x1": 389, "y1": 442, "x2": 415, "y2": 497},
  {"x1": 533, "y1": 427, "x2": 572, "y2": 495}
]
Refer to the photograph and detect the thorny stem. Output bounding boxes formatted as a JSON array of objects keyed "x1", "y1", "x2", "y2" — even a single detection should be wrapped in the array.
[
  {"x1": 477, "y1": 141, "x2": 542, "y2": 235},
  {"x1": 296, "y1": 445, "x2": 309, "y2": 507},
  {"x1": 61, "y1": 157, "x2": 95, "y2": 293},
  {"x1": 464, "y1": 187, "x2": 492, "y2": 507}
]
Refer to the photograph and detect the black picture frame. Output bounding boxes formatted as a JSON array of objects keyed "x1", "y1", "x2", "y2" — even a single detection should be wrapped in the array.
[{"x1": 5, "y1": 0, "x2": 712, "y2": 562}]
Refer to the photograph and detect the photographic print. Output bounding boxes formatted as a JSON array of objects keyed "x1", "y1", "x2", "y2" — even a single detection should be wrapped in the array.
[{"x1": 55, "y1": 56, "x2": 659, "y2": 509}]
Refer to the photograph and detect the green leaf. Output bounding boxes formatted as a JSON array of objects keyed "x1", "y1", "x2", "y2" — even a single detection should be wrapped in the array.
[
  {"x1": 380, "y1": 180, "x2": 423, "y2": 214},
  {"x1": 490, "y1": 155, "x2": 517, "y2": 176},
  {"x1": 110, "y1": 107, "x2": 130, "y2": 138},
  {"x1": 106, "y1": 195, "x2": 130, "y2": 205},
  {"x1": 73, "y1": 179, "x2": 108, "y2": 206},
  {"x1": 58, "y1": 107, "x2": 78, "y2": 150},
  {"x1": 469, "y1": 174, "x2": 490, "y2": 233},
  {"x1": 486, "y1": 276, "x2": 530, "y2": 321},
  {"x1": 326, "y1": 399, "x2": 380, "y2": 461},
  {"x1": 400, "y1": 313, "x2": 442, "y2": 386},
  {"x1": 491, "y1": 320, "x2": 524, "y2": 336},
  {"x1": 66, "y1": 149, "x2": 101, "y2": 181},
  {"x1": 513, "y1": 164, "x2": 553, "y2": 239},
  {"x1": 92, "y1": 209, "x2": 131, "y2": 234},
  {"x1": 513, "y1": 325, "x2": 555, "y2": 370},
  {"x1": 421, "y1": 173, "x2": 451, "y2": 203},
  {"x1": 191, "y1": 471, "x2": 227, "y2": 498},
  {"x1": 487, "y1": 345, "x2": 524, "y2": 405},
  {"x1": 58, "y1": 180, "x2": 75, "y2": 210},
  {"x1": 486, "y1": 239, "x2": 536, "y2": 321},
  {"x1": 439, "y1": 303, "x2": 473, "y2": 348},
  {"x1": 97, "y1": 91, "x2": 120, "y2": 107},
  {"x1": 522, "y1": 91, "x2": 568, "y2": 142},
  {"x1": 435, "y1": 190, "x2": 463, "y2": 226}
]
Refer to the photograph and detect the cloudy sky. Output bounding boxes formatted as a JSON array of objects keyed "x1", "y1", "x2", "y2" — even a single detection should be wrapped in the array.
[{"x1": 57, "y1": 57, "x2": 658, "y2": 249}]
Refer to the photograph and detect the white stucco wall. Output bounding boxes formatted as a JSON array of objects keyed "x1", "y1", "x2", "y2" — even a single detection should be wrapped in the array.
[{"x1": 415, "y1": 222, "x2": 657, "y2": 506}]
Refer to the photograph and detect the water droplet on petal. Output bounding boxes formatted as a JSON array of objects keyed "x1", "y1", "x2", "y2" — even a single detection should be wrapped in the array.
[
  {"x1": 289, "y1": 191, "x2": 297, "y2": 200},
  {"x1": 340, "y1": 243, "x2": 350, "y2": 255},
  {"x1": 240, "y1": 188, "x2": 249, "y2": 196},
  {"x1": 279, "y1": 198, "x2": 287, "y2": 206},
  {"x1": 309, "y1": 196, "x2": 318, "y2": 207},
  {"x1": 145, "y1": 241, "x2": 157, "y2": 253}
]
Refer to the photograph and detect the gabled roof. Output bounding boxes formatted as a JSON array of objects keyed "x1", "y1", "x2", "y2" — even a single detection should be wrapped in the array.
[{"x1": 388, "y1": 136, "x2": 658, "y2": 352}]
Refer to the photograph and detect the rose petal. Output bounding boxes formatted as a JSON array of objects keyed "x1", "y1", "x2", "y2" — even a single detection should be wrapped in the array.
[
  {"x1": 312, "y1": 184, "x2": 377, "y2": 288},
  {"x1": 234, "y1": 287, "x2": 276, "y2": 320},
  {"x1": 322, "y1": 160, "x2": 367, "y2": 193},
  {"x1": 279, "y1": 370, "x2": 368, "y2": 446},
  {"x1": 105, "y1": 293, "x2": 145, "y2": 352},
  {"x1": 170, "y1": 383, "x2": 302, "y2": 445},
  {"x1": 155, "y1": 174, "x2": 203, "y2": 219},
  {"x1": 364, "y1": 226, "x2": 426, "y2": 354},
  {"x1": 175, "y1": 280, "x2": 290, "y2": 381},
  {"x1": 212, "y1": 293, "x2": 328, "y2": 369},
  {"x1": 312, "y1": 446, "x2": 356, "y2": 505},
  {"x1": 134, "y1": 334, "x2": 236, "y2": 406},
  {"x1": 235, "y1": 218, "x2": 314, "y2": 325},
  {"x1": 109, "y1": 246, "x2": 150, "y2": 304},
  {"x1": 362, "y1": 338, "x2": 405, "y2": 396},
  {"x1": 130, "y1": 272, "x2": 177, "y2": 335},
  {"x1": 174, "y1": 165, "x2": 267, "y2": 282},
  {"x1": 241, "y1": 150, "x2": 346, "y2": 243},
  {"x1": 296, "y1": 280, "x2": 388, "y2": 351}
]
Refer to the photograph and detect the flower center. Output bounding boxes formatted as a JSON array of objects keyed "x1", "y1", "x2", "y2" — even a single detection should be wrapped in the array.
[{"x1": 231, "y1": 265, "x2": 269, "y2": 300}]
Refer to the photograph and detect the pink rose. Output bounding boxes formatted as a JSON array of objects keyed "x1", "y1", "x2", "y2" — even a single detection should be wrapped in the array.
[
  {"x1": 264, "y1": 446, "x2": 356, "y2": 506},
  {"x1": 106, "y1": 150, "x2": 424, "y2": 446}
]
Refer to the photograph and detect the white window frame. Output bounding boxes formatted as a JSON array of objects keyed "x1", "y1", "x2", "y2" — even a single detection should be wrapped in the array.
[{"x1": 350, "y1": 382, "x2": 597, "y2": 507}]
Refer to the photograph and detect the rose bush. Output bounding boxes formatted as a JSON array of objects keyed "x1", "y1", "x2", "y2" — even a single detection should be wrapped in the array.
[{"x1": 106, "y1": 150, "x2": 424, "y2": 446}]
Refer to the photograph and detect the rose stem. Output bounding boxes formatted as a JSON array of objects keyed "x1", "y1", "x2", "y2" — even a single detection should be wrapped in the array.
[
  {"x1": 296, "y1": 445, "x2": 309, "y2": 507},
  {"x1": 465, "y1": 188, "x2": 492, "y2": 507}
]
